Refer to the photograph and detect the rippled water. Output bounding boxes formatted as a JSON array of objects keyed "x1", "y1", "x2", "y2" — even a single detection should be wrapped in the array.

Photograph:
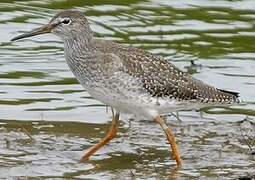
[{"x1": 0, "y1": 0, "x2": 254, "y2": 179}]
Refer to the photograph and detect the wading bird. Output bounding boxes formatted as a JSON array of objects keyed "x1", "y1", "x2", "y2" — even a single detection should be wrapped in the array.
[{"x1": 11, "y1": 10, "x2": 239, "y2": 167}]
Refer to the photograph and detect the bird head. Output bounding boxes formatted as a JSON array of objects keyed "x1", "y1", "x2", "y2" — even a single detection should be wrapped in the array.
[{"x1": 11, "y1": 10, "x2": 92, "y2": 41}]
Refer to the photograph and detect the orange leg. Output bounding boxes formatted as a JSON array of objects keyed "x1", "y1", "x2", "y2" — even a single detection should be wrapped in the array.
[
  {"x1": 80, "y1": 111, "x2": 120, "y2": 162},
  {"x1": 154, "y1": 116, "x2": 182, "y2": 167}
]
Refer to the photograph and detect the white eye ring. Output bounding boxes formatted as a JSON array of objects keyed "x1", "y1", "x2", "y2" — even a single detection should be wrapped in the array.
[{"x1": 60, "y1": 17, "x2": 71, "y2": 25}]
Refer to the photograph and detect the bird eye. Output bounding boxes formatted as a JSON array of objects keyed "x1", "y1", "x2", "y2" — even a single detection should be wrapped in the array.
[{"x1": 61, "y1": 18, "x2": 71, "y2": 25}]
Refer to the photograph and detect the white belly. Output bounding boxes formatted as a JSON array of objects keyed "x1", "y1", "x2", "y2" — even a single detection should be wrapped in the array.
[{"x1": 86, "y1": 86, "x2": 197, "y2": 120}]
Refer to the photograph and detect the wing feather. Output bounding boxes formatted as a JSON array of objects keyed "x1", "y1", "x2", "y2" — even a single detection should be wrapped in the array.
[{"x1": 92, "y1": 40, "x2": 239, "y2": 103}]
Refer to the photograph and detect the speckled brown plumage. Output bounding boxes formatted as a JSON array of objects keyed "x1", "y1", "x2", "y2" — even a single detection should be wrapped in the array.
[{"x1": 90, "y1": 40, "x2": 239, "y2": 104}]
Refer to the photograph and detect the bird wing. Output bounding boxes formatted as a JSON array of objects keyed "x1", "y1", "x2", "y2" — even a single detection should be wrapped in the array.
[
  {"x1": 116, "y1": 49, "x2": 239, "y2": 103},
  {"x1": 92, "y1": 40, "x2": 239, "y2": 103}
]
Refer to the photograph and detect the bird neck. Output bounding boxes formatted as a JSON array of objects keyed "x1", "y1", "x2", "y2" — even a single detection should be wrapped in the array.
[{"x1": 64, "y1": 30, "x2": 94, "y2": 55}]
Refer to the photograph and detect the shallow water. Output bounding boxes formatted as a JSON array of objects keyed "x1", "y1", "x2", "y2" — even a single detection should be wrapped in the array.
[{"x1": 0, "y1": 0, "x2": 254, "y2": 179}]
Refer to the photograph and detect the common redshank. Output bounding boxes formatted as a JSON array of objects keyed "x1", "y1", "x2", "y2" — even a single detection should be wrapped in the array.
[{"x1": 11, "y1": 10, "x2": 240, "y2": 167}]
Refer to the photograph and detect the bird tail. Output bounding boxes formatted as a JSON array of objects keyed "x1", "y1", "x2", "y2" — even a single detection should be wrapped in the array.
[{"x1": 217, "y1": 88, "x2": 240, "y2": 103}]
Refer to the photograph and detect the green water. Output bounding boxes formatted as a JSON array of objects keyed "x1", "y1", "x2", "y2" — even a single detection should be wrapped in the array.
[{"x1": 0, "y1": 0, "x2": 254, "y2": 179}]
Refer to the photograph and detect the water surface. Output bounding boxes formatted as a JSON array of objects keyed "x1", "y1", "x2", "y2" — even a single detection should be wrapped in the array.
[{"x1": 0, "y1": 0, "x2": 254, "y2": 179}]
